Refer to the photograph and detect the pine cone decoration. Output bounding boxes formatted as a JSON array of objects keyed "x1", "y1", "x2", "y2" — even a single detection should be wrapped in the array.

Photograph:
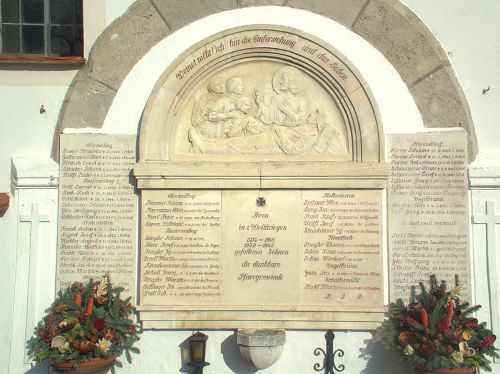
[
  {"x1": 419, "y1": 344, "x2": 434, "y2": 357},
  {"x1": 39, "y1": 328, "x2": 52, "y2": 345},
  {"x1": 119, "y1": 300, "x2": 132, "y2": 317},
  {"x1": 129, "y1": 324, "x2": 137, "y2": 335},
  {"x1": 102, "y1": 329, "x2": 119, "y2": 342},
  {"x1": 404, "y1": 315, "x2": 419, "y2": 326},
  {"x1": 72, "y1": 339, "x2": 94, "y2": 354},
  {"x1": 58, "y1": 319, "x2": 76, "y2": 332},
  {"x1": 70, "y1": 282, "x2": 84, "y2": 293},
  {"x1": 54, "y1": 304, "x2": 69, "y2": 313},
  {"x1": 398, "y1": 331, "x2": 416, "y2": 346},
  {"x1": 95, "y1": 296, "x2": 109, "y2": 305},
  {"x1": 86, "y1": 332, "x2": 98, "y2": 343},
  {"x1": 464, "y1": 318, "x2": 478, "y2": 330}
]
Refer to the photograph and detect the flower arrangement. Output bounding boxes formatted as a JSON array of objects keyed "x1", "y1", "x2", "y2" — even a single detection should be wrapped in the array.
[
  {"x1": 379, "y1": 275, "x2": 498, "y2": 372},
  {"x1": 27, "y1": 275, "x2": 141, "y2": 367}
]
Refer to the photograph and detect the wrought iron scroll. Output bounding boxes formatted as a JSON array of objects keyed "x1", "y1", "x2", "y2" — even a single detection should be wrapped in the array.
[{"x1": 313, "y1": 330, "x2": 345, "y2": 374}]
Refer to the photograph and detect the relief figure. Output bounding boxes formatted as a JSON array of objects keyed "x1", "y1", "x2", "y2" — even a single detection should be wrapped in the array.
[{"x1": 188, "y1": 67, "x2": 348, "y2": 155}]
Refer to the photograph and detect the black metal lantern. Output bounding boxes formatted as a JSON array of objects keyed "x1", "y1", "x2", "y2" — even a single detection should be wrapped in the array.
[{"x1": 188, "y1": 331, "x2": 209, "y2": 374}]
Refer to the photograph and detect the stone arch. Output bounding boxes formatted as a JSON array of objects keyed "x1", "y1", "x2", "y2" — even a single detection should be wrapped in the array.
[
  {"x1": 138, "y1": 25, "x2": 383, "y2": 164},
  {"x1": 52, "y1": 0, "x2": 477, "y2": 161}
]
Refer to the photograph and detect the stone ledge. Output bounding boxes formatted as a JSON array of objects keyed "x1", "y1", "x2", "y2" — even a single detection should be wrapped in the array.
[
  {"x1": 11, "y1": 155, "x2": 59, "y2": 188},
  {"x1": 138, "y1": 308, "x2": 385, "y2": 330},
  {"x1": 134, "y1": 161, "x2": 390, "y2": 189}
]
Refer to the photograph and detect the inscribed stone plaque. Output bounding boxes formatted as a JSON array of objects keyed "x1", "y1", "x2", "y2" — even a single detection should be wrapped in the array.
[
  {"x1": 301, "y1": 190, "x2": 383, "y2": 307},
  {"x1": 140, "y1": 189, "x2": 383, "y2": 314},
  {"x1": 388, "y1": 131, "x2": 470, "y2": 301},
  {"x1": 141, "y1": 190, "x2": 222, "y2": 304},
  {"x1": 57, "y1": 134, "x2": 137, "y2": 298},
  {"x1": 222, "y1": 190, "x2": 301, "y2": 305}
]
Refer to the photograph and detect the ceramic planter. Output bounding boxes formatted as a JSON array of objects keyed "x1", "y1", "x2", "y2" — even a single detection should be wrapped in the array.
[{"x1": 51, "y1": 357, "x2": 116, "y2": 374}]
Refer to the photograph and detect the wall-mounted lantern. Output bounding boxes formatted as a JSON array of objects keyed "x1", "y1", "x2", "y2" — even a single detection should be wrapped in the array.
[
  {"x1": 0, "y1": 193, "x2": 9, "y2": 216},
  {"x1": 188, "y1": 331, "x2": 209, "y2": 374}
]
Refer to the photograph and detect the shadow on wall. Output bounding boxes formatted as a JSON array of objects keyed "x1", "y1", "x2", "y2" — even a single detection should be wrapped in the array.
[
  {"x1": 360, "y1": 332, "x2": 414, "y2": 374},
  {"x1": 24, "y1": 361, "x2": 49, "y2": 374},
  {"x1": 178, "y1": 336, "x2": 192, "y2": 373},
  {"x1": 221, "y1": 332, "x2": 258, "y2": 374}
]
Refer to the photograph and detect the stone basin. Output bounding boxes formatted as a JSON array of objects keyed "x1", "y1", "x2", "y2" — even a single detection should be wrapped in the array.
[{"x1": 236, "y1": 329, "x2": 286, "y2": 369}]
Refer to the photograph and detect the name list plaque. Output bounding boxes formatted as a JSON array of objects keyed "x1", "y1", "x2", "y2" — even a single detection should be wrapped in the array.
[
  {"x1": 388, "y1": 131, "x2": 470, "y2": 301},
  {"x1": 57, "y1": 134, "x2": 137, "y2": 298},
  {"x1": 139, "y1": 189, "x2": 384, "y2": 329}
]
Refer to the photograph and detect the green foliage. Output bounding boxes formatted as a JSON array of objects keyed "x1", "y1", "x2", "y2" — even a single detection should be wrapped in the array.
[
  {"x1": 26, "y1": 274, "x2": 141, "y2": 367},
  {"x1": 377, "y1": 275, "x2": 498, "y2": 371}
]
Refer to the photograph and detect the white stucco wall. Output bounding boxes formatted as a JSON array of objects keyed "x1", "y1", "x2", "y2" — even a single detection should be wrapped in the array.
[
  {"x1": 1, "y1": 1, "x2": 500, "y2": 373},
  {"x1": 401, "y1": 0, "x2": 500, "y2": 163},
  {"x1": 0, "y1": 2, "x2": 138, "y2": 371}
]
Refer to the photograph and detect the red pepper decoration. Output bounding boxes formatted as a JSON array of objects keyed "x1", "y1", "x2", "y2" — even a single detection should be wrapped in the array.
[
  {"x1": 446, "y1": 299, "x2": 456, "y2": 325},
  {"x1": 75, "y1": 293, "x2": 82, "y2": 306},
  {"x1": 421, "y1": 308, "x2": 429, "y2": 329},
  {"x1": 85, "y1": 297, "x2": 94, "y2": 316}
]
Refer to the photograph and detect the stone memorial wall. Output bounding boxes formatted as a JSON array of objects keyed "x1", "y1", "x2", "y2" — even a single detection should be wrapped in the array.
[
  {"x1": 57, "y1": 134, "x2": 137, "y2": 298},
  {"x1": 388, "y1": 131, "x2": 470, "y2": 301},
  {"x1": 139, "y1": 189, "x2": 384, "y2": 328},
  {"x1": 134, "y1": 25, "x2": 389, "y2": 329}
]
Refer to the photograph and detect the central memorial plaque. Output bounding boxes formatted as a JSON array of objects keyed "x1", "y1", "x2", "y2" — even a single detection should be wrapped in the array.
[
  {"x1": 139, "y1": 189, "x2": 384, "y2": 328},
  {"x1": 135, "y1": 25, "x2": 388, "y2": 329}
]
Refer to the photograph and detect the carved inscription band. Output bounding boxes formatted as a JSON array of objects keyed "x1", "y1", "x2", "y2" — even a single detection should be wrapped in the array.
[{"x1": 140, "y1": 189, "x2": 384, "y2": 312}]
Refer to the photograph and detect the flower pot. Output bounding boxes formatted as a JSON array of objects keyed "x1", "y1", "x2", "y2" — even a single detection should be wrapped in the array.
[
  {"x1": 416, "y1": 367, "x2": 476, "y2": 374},
  {"x1": 51, "y1": 357, "x2": 116, "y2": 374}
]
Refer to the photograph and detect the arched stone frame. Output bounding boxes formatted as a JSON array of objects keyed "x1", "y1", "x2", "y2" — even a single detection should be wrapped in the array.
[
  {"x1": 138, "y1": 25, "x2": 382, "y2": 163},
  {"x1": 133, "y1": 24, "x2": 390, "y2": 329},
  {"x1": 51, "y1": 0, "x2": 477, "y2": 162}
]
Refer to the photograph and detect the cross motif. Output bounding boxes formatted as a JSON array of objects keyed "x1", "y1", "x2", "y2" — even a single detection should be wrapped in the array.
[
  {"x1": 20, "y1": 203, "x2": 50, "y2": 349},
  {"x1": 472, "y1": 200, "x2": 500, "y2": 361},
  {"x1": 21, "y1": 204, "x2": 50, "y2": 251}
]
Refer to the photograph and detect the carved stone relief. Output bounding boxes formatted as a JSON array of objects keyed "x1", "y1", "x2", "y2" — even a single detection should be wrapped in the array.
[
  {"x1": 184, "y1": 64, "x2": 349, "y2": 156},
  {"x1": 139, "y1": 26, "x2": 383, "y2": 162}
]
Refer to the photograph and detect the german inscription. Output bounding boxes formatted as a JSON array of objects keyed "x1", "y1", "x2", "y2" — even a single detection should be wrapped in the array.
[
  {"x1": 140, "y1": 189, "x2": 384, "y2": 310},
  {"x1": 57, "y1": 134, "x2": 137, "y2": 298},
  {"x1": 389, "y1": 132, "x2": 470, "y2": 301},
  {"x1": 141, "y1": 190, "x2": 222, "y2": 304},
  {"x1": 301, "y1": 190, "x2": 383, "y2": 307}
]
